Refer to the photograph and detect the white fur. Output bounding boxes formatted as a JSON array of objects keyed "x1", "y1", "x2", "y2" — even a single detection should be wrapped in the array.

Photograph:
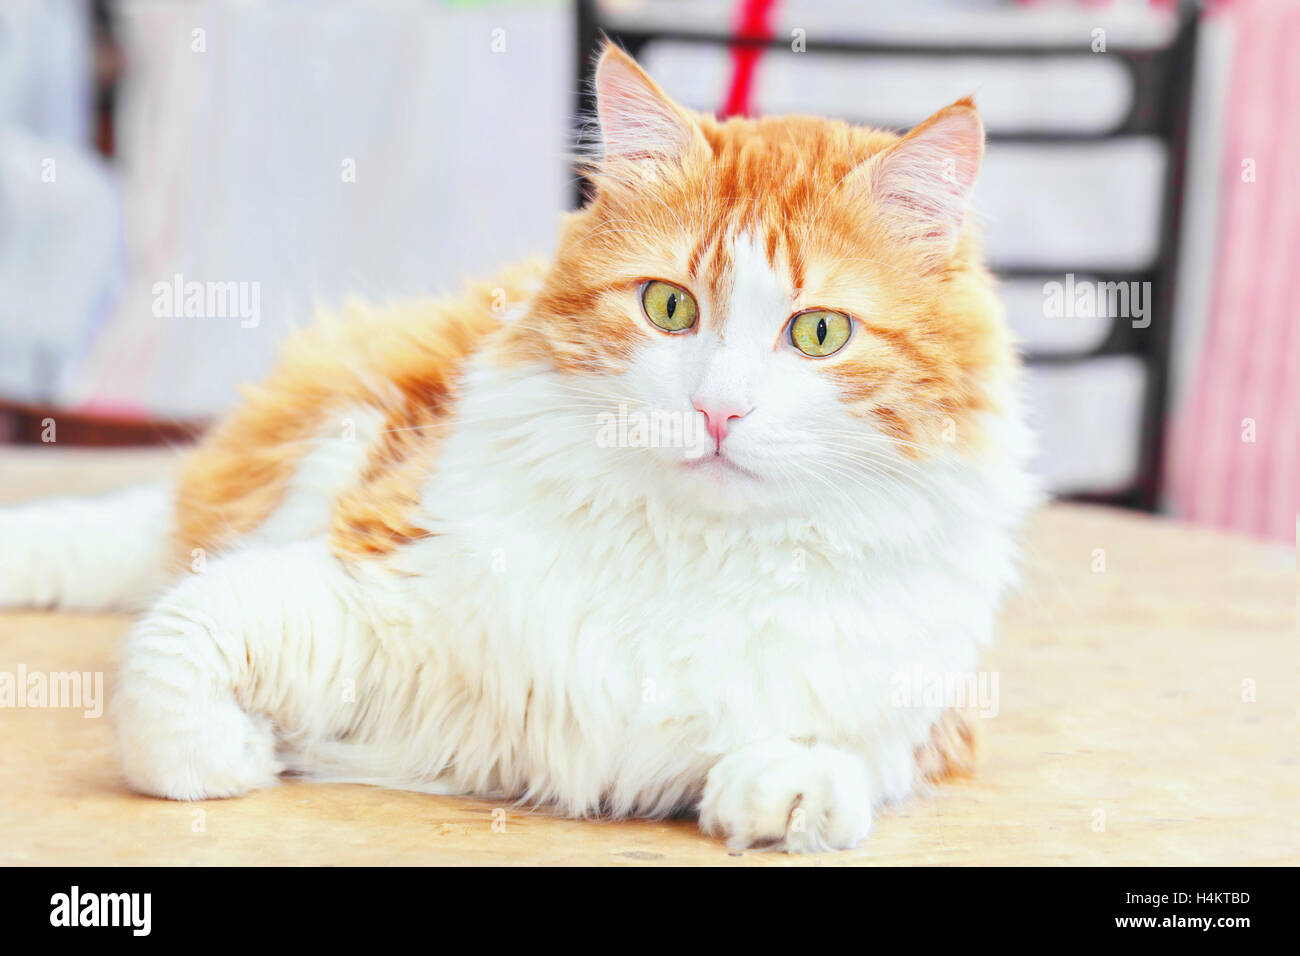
[
  {"x1": 252, "y1": 405, "x2": 385, "y2": 545},
  {"x1": 90, "y1": 233, "x2": 1037, "y2": 853},
  {"x1": 700, "y1": 739, "x2": 874, "y2": 852},
  {"x1": 0, "y1": 483, "x2": 171, "y2": 611}
]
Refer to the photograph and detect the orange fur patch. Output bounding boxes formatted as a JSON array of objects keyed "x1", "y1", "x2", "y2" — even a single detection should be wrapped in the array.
[{"x1": 173, "y1": 261, "x2": 547, "y2": 564}]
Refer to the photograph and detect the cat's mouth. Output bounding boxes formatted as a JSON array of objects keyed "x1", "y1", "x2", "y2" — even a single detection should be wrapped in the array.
[{"x1": 682, "y1": 450, "x2": 761, "y2": 482}]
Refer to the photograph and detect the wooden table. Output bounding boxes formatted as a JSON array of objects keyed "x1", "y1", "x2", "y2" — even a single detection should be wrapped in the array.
[{"x1": 1, "y1": 448, "x2": 1295, "y2": 865}]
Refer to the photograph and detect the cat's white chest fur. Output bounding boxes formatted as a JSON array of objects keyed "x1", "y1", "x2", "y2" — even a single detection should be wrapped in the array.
[{"x1": 355, "y1": 353, "x2": 1031, "y2": 818}]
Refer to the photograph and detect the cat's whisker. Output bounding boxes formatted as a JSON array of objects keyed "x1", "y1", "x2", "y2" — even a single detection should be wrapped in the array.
[
  {"x1": 817, "y1": 447, "x2": 958, "y2": 499},
  {"x1": 791, "y1": 457, "x2": 896, "y2": 515},
  {"x1": 810, "y1": 440, "x2": 959, "y2": 498}
]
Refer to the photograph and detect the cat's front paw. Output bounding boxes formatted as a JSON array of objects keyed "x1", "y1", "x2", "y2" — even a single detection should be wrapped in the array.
[
  {"x1": 114, "y1": 609, "x2": 282, "y2": 801},
  {"x1": 698, "y1": 739, "x2": 873, "y2": 853}
]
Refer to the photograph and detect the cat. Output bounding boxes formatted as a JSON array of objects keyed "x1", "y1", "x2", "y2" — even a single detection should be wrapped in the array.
[{"x1": 0, "y1": 45, "x2": 1035, "y2": 852}]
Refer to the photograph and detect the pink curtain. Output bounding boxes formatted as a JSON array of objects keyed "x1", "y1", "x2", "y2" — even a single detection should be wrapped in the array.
[{"x1": 1165, "y1": 0, "x2": 1299, "y2": 543}]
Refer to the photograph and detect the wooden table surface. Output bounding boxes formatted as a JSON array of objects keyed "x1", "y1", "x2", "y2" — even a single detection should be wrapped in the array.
[{"x1": 1, "y1": 447, "x2": 1295, "y2": 866}]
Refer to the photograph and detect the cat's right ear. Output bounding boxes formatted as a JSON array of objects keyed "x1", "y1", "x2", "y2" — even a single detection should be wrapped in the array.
[
  {"x1": 855, "y1": 98, "x2": 985, "y2": 263},
  {"x1": 593, "y1": 44, "x2": 706, "y2": 167}
]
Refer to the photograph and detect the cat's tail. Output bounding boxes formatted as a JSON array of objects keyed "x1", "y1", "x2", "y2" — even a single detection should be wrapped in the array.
[{"x1": 0, "y1": 483, "x2": 174, "y2": 612}]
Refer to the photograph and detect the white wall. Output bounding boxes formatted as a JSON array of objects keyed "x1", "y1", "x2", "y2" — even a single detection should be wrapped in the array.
[{"x1": 64, "y1": 0, "x2": 572, "y2": 418}]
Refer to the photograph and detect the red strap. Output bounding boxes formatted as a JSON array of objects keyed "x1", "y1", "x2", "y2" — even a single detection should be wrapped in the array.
[{"x1": 721, "y1": 0, "x2": 779, "y2": 118}]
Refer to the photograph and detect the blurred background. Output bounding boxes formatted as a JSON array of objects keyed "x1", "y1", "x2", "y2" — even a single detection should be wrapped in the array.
[{"x1": 0, "y1": 0, "x2": 1294, "y2": 542}]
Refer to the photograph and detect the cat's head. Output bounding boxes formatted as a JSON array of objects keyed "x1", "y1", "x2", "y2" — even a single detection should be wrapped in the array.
[{"x1": 502, "y1": 45, "x2": 1015, "y2": 517}]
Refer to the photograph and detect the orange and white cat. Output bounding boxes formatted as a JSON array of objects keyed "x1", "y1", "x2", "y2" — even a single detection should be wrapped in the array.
[{"x1": 0, "y1": 47, "x2": 1034, "y2": 852}]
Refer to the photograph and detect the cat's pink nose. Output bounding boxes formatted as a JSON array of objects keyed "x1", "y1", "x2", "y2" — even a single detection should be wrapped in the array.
[{"x1": 693, "y1": 401, "x2": 748, "y2": 446}]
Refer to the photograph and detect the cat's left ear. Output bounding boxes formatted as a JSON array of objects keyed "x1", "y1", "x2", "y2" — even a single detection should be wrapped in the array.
[
  {"x1": 592, "y1": 44, "x2": 706, "y2": 168},
  {"x1": 858, "y1": 98, "x2": 985, "y2": 261}
]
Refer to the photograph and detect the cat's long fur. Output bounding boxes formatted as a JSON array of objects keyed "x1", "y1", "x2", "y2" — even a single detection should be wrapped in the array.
[{"x1": 0, "y1": 48, "x2": 1035, "y2": 852}]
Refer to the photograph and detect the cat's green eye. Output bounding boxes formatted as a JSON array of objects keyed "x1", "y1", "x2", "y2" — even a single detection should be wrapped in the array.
[
  {"x1": 641, "y1": 280, "x2": 698, "y2": 333},
  {"x1": 789, "y1": 309, "x2": 852, "y2": 357}
]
